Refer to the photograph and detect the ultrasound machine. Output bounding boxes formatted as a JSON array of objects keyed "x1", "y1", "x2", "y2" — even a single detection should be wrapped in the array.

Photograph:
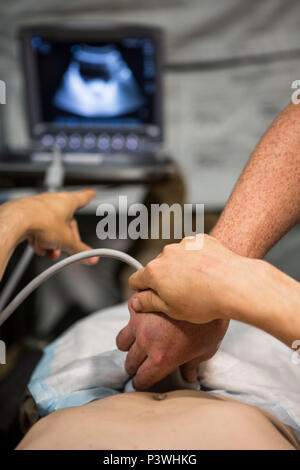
[{"x1": 0, "y1": 22, "x2": 172, "y2": 184}]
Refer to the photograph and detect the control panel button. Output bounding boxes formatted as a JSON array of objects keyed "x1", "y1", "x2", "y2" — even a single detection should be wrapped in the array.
[
  {"x1": 69, "y1": 133, "x2": 82, "y2": 150},
  {"x1": 111, "y1": 134, "x2": 125, "y2": 151},
  {"x1": 83, "y1": 133, "x2": 96, "y2": 150},
  {"x1": 97, "y1": 133, "x2": 110, "y2": 151},
  {"x1": 55, "y1": 132, "x2": 67, "y2": 149},
  {"x1": 126, "y1": 134, "x2": 139, "y2": 151},
  {"x1": 41, "y1": 134, "x2": 54, "y2": 148}
]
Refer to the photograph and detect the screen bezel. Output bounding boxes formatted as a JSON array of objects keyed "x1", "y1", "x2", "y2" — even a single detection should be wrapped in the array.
[{"x1": 19, "y1": 23, "x2": 164, "y2": 143}]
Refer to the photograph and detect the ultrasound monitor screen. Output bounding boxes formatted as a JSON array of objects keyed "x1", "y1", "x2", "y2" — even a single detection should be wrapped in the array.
[{"x1": 31, "y1": 36, "x2": 157, "y2": 129}]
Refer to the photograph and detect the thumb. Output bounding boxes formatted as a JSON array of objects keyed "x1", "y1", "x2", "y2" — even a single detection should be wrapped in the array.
[
  {"x1": 131, "y1": 290, "x2": 169, "y2": 315},
  {"x1": 63, "y1": 230, "x2": 98, "y2": 265}
]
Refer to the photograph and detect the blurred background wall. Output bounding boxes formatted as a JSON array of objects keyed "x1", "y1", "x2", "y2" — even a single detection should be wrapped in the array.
[
  {"x1": 1, "y1": 0, "x2": 300, "y2": 207},
  {"x1": 0, "y1": 0, "x2": 300, "y2": 279}
]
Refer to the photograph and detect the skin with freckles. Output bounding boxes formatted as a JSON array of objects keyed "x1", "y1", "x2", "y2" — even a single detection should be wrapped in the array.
[
  {"x1": 212, "y1": 103, "x2": 300, "y2": 257},
  {"x1": 118, "y1": 102, "x2": 300, "y2": 389}
]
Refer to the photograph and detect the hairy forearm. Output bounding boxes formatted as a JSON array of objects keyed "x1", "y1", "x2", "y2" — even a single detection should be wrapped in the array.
[
  {"x1": 228, "y1": 259, "x2": 300, "y2": 347},
  {"x1": 211, "y1": 102, "x2": 300, "y2": 258},
  {"x1": 0, "y1": 201, "x2": 29, "y2": 281}
]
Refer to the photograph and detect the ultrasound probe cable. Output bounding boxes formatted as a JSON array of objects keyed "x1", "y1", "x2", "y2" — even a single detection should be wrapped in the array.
[{"x1": 0, "y1": 249, "x2": 143, "y2": 327}]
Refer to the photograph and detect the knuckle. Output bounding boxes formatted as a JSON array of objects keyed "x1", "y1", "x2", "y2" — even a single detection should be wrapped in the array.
[
  {"x1": 145, "y1": 260, "x2": 158, "y2": 278},
  {"x1": 136, "y1": 330, "x2": 148, "y2": 349},
  {"x1": 163, "y1": 243, "x2": 177, "y2": 254},
  {"x1": 182, "y1": 235, "x2": 193, "y2": 244},
  {"x1": 151, "y1": 351, "x2": 165, "y2": 367}
]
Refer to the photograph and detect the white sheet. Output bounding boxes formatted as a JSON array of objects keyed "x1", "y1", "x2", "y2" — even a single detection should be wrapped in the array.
[{"x1": 29, "y1": 301, "x2": 300, "y2": 436}]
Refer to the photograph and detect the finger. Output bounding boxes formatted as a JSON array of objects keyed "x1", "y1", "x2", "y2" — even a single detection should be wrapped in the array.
[
  {"x1": 133, "y1": 357, "x2": 174, "y2": 391},
  {"x1": 28, "y1": 236, "x2": 46, "y2": 256},
  {"x1": 69, "y1": 219, "x2": 99, "y2": 265},
  {"x1": 47, "y1": 249, "x2": 61, "y2": 260},
  {"x1": 131, "y1": 290, "x2": 169, "y2": 315},
  {"x1": 180, "y1": 359, "x2": 200, "y2": 382},
  {"x1": 63, "y1": 228, "x2": 98, "y2": 265},
  {"x1": 69, "y1": 189, "x2": 97, "y2": 212},
  {"x1": 116, "y1": 323, "x2": 135, "y2": 352},
  {"x1": 33, "y1": 246, "x2": 46, "y2": 256},
  {"x1": 125, "y1": 342, "x2": 147, "y2": 376},
  {"x1": 129, "y1": 268, "x2": 153, "y2": 291}
]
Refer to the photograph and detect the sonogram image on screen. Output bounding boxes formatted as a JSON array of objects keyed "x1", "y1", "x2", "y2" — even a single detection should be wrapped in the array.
[
  {"x1": 53, "y1": 44, "x2": 145, "y2": 118},
  {"x1": 32, "y1": 36, "x2": 156, "y2": 126}
]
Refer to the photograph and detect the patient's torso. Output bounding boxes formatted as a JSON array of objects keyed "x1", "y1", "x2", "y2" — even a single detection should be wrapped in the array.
[{"x1": 18, "y1": 390, "x2": 297, "y2": 450}]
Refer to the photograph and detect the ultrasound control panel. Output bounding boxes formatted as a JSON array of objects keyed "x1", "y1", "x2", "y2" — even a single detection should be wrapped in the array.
[{"x1": 38, "y1": 130, "x2": 158, "y2": 153}]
